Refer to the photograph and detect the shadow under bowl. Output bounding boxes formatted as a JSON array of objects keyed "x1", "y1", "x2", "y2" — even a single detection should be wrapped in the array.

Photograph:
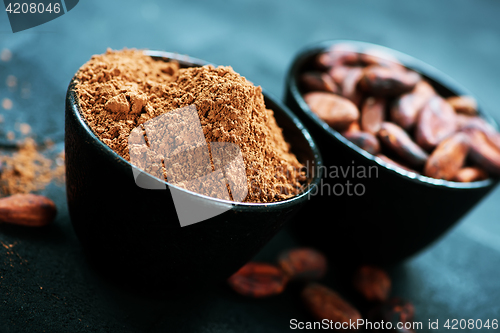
[
  {"x1": 65, "y1": 51, "x2": 322, "y2": 292},
  {"x1": 284, "y1": 40, "x2": 499, "y2": 266}
]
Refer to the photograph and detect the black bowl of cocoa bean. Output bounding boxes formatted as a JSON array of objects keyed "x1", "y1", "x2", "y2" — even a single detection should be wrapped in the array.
[
  {"x1": 284, "y1": 40, "x2": 500, "y2": 265},
  {"x1": 65, "y1": 49, "x2": 322, "y2": 293}
]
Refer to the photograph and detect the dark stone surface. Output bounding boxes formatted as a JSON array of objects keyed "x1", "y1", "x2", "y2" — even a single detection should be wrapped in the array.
[{"x1": 1, "y1": 0, "x2": 499, "y2": 332}]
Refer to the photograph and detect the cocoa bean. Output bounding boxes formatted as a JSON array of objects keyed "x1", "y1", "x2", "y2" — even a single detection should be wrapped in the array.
[
  {"x1": 391, "y1": 81, "x2": 435, "y2": 130},
  {"x1": 315, "y1": 44, "x2": 360, "y2": 69},
  {"x1": 278, "y1": 248, "x2": 327, "y2": 281},
  {"x1": 454, "y1": 167, "x2": 488, "y2": 182},
  {"x1": 368, "y1": 298, "x2": 415, "y2": 333},
  {"x1": 302, "y1": 283, "x2": 362, "y2": 331},
  {"x1": 446, "y1": 96, "x2": 477, "y2": 116},
  {"x1": 0, "y1": 194, "x2": 56, "y2": 227},
  {"x1": 341, "y1": 67, "x2": 364, "y2": 106},
  {"x1": 343, "y1": 131, "x2": 381, "y2": 155},
  {"x1": 300, "y1": 71, "x2": 339, "y2": 94},
  {"x1": 465, "y1": 129, "x2": 500, "y2": 176},
  {"x1": 415, "y1": 96, "x2": 457, "y2": 151},
  {"x1": 227, "y1": 262, "x2": 288, "y2": 298},
  {"x1": 424, "y1": 133, "x2": 469, "y2": 180},
  {"x1": 304, "y1": 92, "x2": 359, "y2": 131},
  {"x1": 359, "y1": 66, "x2": 421, "y2": 96},
  {"x1": 359, "y1": 48, "x2": 403, "y2": 68},
  {"x1": 361, "y1": 97, "x2": 386, "y2": 135},
  {"x1": 353, "y1": 266, "x2": 391, "y2": 302},
  {"x1": 378, "y1": 122, "x2": 429, "y2": 167}
]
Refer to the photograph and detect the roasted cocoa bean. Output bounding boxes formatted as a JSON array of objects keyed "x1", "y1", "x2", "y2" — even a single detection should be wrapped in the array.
[
  {"x1": 424, "y1": 132, "x2": 469, "y2": 180},
  {"x1": 300, "y1": 71, "x2": 339, "y2": 94},
  {"x1": 361, "y1": 97, "x2": 385, "y2": 135},
  {"x1": 341, "y1": 67, "x2": 364, "y2": 106},
  {"x1": 465, "y1": 129, "x2": 500, "y2": 176},
  {"x1": 304, "y1": 92, "x2": 359, "y2": 131},
  {"x1": 359, "y1": 66, "x2": 421, "y2": 96},
  {"x1": 359, "y1": 48, "x2": 403, "y2": 69},
  {"x1": 391, "y1": 81, "x2": 435, "y2": 130},
  {"x1": 446, "y1": 96, "x2": 477, "y2": 116},
  {"x1": 378, "y1": 122, "x2": 429, "y2": 167},
  {"x1": 353, "y1": 266, "x2": 391, "y2": 302},
  {"x1": 302, "y1": 283, "x2": 362, "y2": 331},
  {"x1": 454, "y1": 166, "x2": 488, "y2": 182},
  {"x1": 368, "y1": 298, "x2": 416, "y2": 333},
  {"x1": 0, "y1": 194, "x2": 57, "y2": 227},
  {"x1": 415, "y1": 96, "x2": 457, "y2": 151},
  {"x1": 343, "y1": 131, "x2": 381, "y2": 155},
  {"x1": 278, "y1": 248, "x2": 327, "y2": 281},
  {"x1": 315, "y1": 44, "x2": 360, "y2": 69},
  {"x1": 227, "y1": 262, "x2": 288, "y2": 298},
  {"x1": 457, "y1": 115, "x2": 500, "y2": 151},
  {"x1": 328, "y1": 65, "x2": 357, "y2": 85},
  {"x1": 343, "y1": 121, "x2": 361, "y2": 134}
]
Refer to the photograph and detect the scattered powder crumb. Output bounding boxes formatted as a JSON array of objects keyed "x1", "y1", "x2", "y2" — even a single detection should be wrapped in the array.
[
  {"x1": 19, "y1": 123, "x2": 31, "y2": 135},
  {"x1": 6, "y1": 131, "x2": 14, "y2": 141},
  {"x1": 1, "y1": 49, "x2": 12, "y2": 62},
  {"x1": 2, "y1": 98, "x2": 13, "y2": 110},
  {"x1": 6, "y1": 75, "x2": 17, "y2": 88},
  {"x1": 0, "y1": 138, "x2": 65, "y2": 196}
]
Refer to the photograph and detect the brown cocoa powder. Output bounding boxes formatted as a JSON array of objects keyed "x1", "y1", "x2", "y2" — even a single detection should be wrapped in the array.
[
  {"x1": 0, "y1": 138, "x2": 65, "y2": 196},
  {"x1": 75, "y1": 49, "x2": 305, "y2": 203}
]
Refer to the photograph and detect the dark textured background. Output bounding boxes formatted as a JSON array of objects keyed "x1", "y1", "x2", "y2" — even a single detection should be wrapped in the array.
[{"x1": 1, "y1": 0, "x2": 499, "y2": 332}]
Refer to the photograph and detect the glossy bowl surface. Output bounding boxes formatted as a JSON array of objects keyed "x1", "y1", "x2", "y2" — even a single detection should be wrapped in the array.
[
  {"x1": 65, "y1": 50, "x2": 322, "y2": 291},
  {"x1": 284, "y1": 40, "x2": 499, "y2": 265}
]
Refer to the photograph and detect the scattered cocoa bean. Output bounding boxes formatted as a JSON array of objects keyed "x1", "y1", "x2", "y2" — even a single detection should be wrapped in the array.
[
  {"x1": 415, "y1": 96, "x2": 457, "y2": 151},
  {"x1": 454, "y1": 166, "x2": 488, "y2": 182},
  {"x1": 446, "y1": 96, "x2": 477, "y2": 116},
  {"x1": 424, "y1": 133, "x2": 469, "y2": 180},
  {"x1": 302, "y1": 283, "x2": 362, "y2": 331},
  {"x1": 278, "y1": 248, "x2": 327, "y2": 281},
  {"x1": 378, "y1": 122, "x2": 429, "y2": 167},
  {"x1": 359, "y1": 66, "x2": 421, "y2": 96},
  {"x1": 368, "y1": 298, "x2": 416, "y2": 333},
  {"x1": 300, "y1": 71, "x2": 339, "y2": 94},
  {"x1": 391, "y1": 81, "x2": 435, "y2": 130},
  {"x1": 352, "y1": 265, "x2": 391, "y2": 302},
  {"x1": 227, "y1": 262, "x2": 288, "y2": 298},
  {"x1": 361, "y1": 97, "x2": 385, "y2": 135},
  {"x1": 465, "y1": 129, "x2": 500, "y2": 176},
  {"x1": 304, "y1": 92, "x2": 359, "y2": 131},
  {"x1": 343, "y1": 131, "x2": 381, "y2": 155},
  {"x1": 0, "y1": 193, "x2": 56, "y2": 227}
]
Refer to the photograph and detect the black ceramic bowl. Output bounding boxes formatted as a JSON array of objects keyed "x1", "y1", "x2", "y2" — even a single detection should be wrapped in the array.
[
  {"x1": 284, "y1": 40, "x2": 499, "y2": 265},
  {"x1": 65, "y1": 51, "x2": 322, "y2": 291}
]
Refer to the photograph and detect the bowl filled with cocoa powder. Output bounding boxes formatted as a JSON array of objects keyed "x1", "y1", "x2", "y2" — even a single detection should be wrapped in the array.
[
  {"x1": 285, "y1": 40, "x2": 499, "y2": 265},
  {"x1": 65, "y1": 49, "x2": 322, "y2": 290}
]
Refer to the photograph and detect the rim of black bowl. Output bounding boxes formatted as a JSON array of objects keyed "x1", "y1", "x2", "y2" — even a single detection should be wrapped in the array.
[
  {"x1": 67, "y1": 50, "x2": 323, "y2": 209},
  {"x1": 286, "y1": 39, "x2": 498, "y2": 189}
]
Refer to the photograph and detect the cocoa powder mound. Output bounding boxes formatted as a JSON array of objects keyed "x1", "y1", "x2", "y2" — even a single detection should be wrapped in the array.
[{"x1": 76, "y1": 49, "x2": 305, "y2": 203}]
